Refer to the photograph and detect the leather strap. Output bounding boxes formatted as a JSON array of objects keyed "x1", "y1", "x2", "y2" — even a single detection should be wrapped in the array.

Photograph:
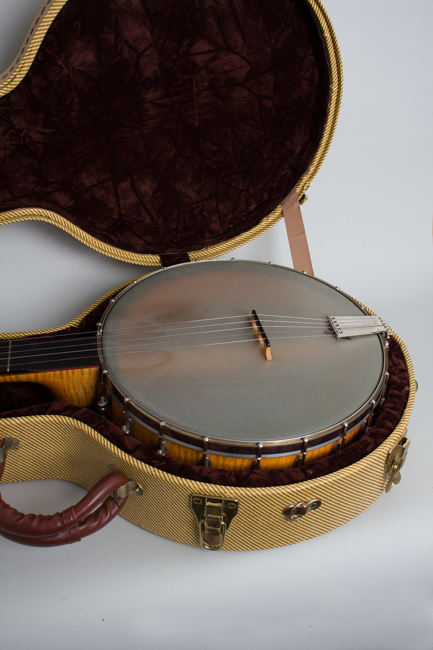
[
  {"x1": 282, "y1": 188, "x2": 314, "y2": 276},
  {"x1": 0, "y1": 440, "x2": 131, "y2": 546}
]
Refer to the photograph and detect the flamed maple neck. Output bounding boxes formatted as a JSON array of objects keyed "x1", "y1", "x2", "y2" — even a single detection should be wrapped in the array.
[{"x1": 0, "y1": 334, "x2": 99, "y2": 375}]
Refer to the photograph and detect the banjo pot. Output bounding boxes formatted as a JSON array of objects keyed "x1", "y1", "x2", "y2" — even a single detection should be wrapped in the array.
[{"x1": 97, "y1": 260, "x2": 388, "y2": 471}]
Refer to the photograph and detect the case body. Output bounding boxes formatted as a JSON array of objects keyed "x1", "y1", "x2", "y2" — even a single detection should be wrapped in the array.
[{"x1": 0, "y1": 0, "x2": 415, "y2": 550}]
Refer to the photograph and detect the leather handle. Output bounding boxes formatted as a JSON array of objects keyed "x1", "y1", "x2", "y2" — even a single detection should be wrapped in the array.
[{"x1": 0, "y1": 440, "x2": 134, "y2": 547}]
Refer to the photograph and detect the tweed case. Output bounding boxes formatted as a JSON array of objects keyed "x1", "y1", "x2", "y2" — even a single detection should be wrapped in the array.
[
  {"x1": 0, "y1": 340, "x2": 415, "y2": 551},
  {"x1": 0, "y1": 0, "x2": 415, "y2": 550},
  {"x1": 0, "y1": 279, "x2": 415, "y2": 550}
]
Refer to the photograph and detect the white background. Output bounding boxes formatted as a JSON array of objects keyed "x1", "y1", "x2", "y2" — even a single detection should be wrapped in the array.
[{"x1": 0, "y1": 1, "x2": 432, "y2": 649}]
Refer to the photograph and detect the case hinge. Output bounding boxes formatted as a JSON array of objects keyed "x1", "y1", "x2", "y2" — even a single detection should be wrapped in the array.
[
  {"x1": 385, "y1": 436, "x2": 410, "y2": 493},
  {"x1": 190, "y1": 495, "x2": 238, "y2": 550}
]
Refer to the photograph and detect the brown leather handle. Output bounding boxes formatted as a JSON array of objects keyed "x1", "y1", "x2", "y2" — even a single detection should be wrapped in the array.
[
  {"x1": 0, "y1": 440, "x2": 133, "y2": 547},
  {"x1": 0, "y1": 493, "x2": 127, "y2": 546}
]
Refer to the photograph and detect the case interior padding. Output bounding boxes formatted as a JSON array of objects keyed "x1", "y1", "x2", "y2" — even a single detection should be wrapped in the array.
[
  {"x1": 0, "y1": 0, "x2": 330, "y2": 258},
  {"x1": 0, "y1": 338, "x2": 409, "y2": 489}
]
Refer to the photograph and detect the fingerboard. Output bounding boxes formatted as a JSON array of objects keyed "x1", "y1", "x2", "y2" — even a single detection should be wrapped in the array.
[{"x1": 0, "y1": 334, "x2": 99, "y2": 375}]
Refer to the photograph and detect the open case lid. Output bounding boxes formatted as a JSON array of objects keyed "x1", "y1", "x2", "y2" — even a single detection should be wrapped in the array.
[{"x1": 0, "y1": 0, "x2": 342, "y2": 267}]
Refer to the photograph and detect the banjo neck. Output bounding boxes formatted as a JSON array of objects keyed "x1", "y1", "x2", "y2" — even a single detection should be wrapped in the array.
[
  {"x1": 0, "y1": 334, "x2": 101, "y2": 409},
  {"x1": 0, "y1": 334, "x2": 99, "y2": 376}
]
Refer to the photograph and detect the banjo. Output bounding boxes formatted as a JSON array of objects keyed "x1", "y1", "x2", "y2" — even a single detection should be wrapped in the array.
[{"x1": 97, "y1": 259, "x2": 389, "y2": 471}]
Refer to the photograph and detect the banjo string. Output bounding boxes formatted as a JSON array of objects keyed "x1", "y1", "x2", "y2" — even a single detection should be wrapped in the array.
[
  {"x1": 1, "y1": 309, "x2": 374, "y2": 368},
  {"x1": 0, "y1": 332, "x2": 336, "y2": 368},
  {"x1": 0, "y1": 324, "x2": 335, "y2": 364},
  {"x1": 1, "y1": 312, "x2": 332, "y2": 342},
  {"x1": 1, "y1": 316, "x2": 333, "y2": 353},
  {"x1": 2, "y1": 310, "x2": 373, "y2": 366}
]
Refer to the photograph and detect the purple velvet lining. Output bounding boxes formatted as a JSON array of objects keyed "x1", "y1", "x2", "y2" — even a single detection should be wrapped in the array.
[
  {"x1": 0, "y1": 339, "x2": 409, "y2": 488},
  {"x1": 0, "y1": 0, "x2": 330, "y2": 256}
]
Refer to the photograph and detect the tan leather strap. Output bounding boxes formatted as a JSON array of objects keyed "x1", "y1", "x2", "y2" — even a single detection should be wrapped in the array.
[{"x1": 282, "y1": 189, "x2": 314, "y2": 276}]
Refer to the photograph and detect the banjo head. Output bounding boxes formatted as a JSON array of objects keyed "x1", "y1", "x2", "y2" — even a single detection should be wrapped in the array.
[{"x1": 99, "y1": 260, "x2": 386, "y2": 463}]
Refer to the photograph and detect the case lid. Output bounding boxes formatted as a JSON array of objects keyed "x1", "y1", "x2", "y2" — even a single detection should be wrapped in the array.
[{"x1": 0, "y1": 0, "x2": 342, "y2": 266}]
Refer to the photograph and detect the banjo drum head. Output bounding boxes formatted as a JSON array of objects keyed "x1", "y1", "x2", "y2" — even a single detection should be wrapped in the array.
[{"x1": 99, "y1": 260, "x2": 386, "y2": 452}]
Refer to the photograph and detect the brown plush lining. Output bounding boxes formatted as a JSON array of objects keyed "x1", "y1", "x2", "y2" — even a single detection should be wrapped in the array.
[
  {"x1": 0, "y1": 0, "x2": 330, "y2": 256},
  {"x1": 0, "y1": 338, "x2": 409, "y2": 488}
]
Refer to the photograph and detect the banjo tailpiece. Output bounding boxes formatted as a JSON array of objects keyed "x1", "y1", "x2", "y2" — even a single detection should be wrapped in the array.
[{"x1": 328, "y1": 316, "x2": 390, "y2": 339}]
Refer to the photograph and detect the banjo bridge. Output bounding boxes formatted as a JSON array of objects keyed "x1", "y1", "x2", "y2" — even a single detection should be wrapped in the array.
[
  {"x1": 249, "y1": 310, "x2": 273, "y2": 361},
  {"x1": 328, "y1": 315, "x2": 390, "y2": 339}
]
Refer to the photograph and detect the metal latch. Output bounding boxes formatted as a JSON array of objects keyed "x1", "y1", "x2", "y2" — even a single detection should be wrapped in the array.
[
  {"x1": 385, "y1": 437, "x2": 410, "y2": 493},
  {"x1": 190, "y1": 495, "x2": 238, "y2": 550},
  {"x1": 0, "y1": 437, "x2": 19, "y2": 463}
]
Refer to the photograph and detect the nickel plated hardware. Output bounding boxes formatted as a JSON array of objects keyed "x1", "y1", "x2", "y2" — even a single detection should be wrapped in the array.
[
  {"x1": 190, "y1": 495, "x2": 239, "y2": 550},
  {"x1": 385, "y1": 436, "x2": 410, "y2": 493},
  {"x1": 0, "y1": 437, "x2": 20, "y2": 463},
  {"x1": 328, "y1": 315, "x2": 389, "y2": 339},
  {"x1": 283, "y1": 498, "x2": 322, "y2": 522}
]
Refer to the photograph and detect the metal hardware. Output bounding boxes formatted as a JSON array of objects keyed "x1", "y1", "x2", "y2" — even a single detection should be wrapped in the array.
[
  {"x1": 190, "y1": 495, "x2": 239, "y2": 550},
  {"x1": 112, "y1": 480, "x2": 144, "y2": 499},
  {"x1": 366, "y1": 399, "x2": 376, "y2": 429},
  {"x1": 122, "y1": 398, "x2": 133, "y2": 434},
  {"x1": 295, "y1": 438, "x2": 308, "y2": 467},
  {"x1": 96, "y1": 322, "x2": 102, "y2": 335},
  {"x1": 202, "y1": 437, "x2": 211, "y2": 467},
  {"x1": 341, "y1": 422, "x2": 348, "y2": 450},
  {"x1": 251, "y1": 443, "x2": 263, "y2": 469},
  {"x1": 379, "y1": 372, "x2": 390, "y2": 410},
  {"x1": 0, "y1": 437, "x2": 20, "y2": 463},
  {"x1": 283, "y1": 498, "x2": 322, "y2": 522},
  {"x1": 98, "y1": 369, "x2": 109, "y2": 415},
  {"x1": 385, "y1": 437, "x2": 410, "y2": 493},
  {"x1": 328, "y1": 315, "x2": 389, "y2": 339},
  {"x1": 157, "y1": 422, "x2": 167, "y2": 456},
  {"x1": 333, "y1": 422, "x2": 349, "y2": 454}
]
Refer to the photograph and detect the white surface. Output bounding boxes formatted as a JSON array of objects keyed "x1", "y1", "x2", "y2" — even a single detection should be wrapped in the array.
[{"x1": 0, "y1": 1, "x2": 432, "y2": 649}]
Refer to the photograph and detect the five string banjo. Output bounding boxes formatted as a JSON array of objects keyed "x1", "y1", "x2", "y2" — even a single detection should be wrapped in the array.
[{"x1": 96, "y1": 259, "x2": 389, "y2": 470}]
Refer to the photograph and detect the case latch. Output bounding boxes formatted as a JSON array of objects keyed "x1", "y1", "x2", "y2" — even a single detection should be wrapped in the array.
[
  {"x1": 0, "y1": 437, "x2": 19, "y2": 463},
  {"x1": 190, "y1": 495, "x2": 238, "y2": 550},
  {"x1": 385, "y1": 436, "x2": 410, "y2": 493}
]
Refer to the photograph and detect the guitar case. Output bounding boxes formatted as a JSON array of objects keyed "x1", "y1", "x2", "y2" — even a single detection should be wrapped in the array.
[{"x1": 0, "y1": 0, "x2": 415, "y2": 550}]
